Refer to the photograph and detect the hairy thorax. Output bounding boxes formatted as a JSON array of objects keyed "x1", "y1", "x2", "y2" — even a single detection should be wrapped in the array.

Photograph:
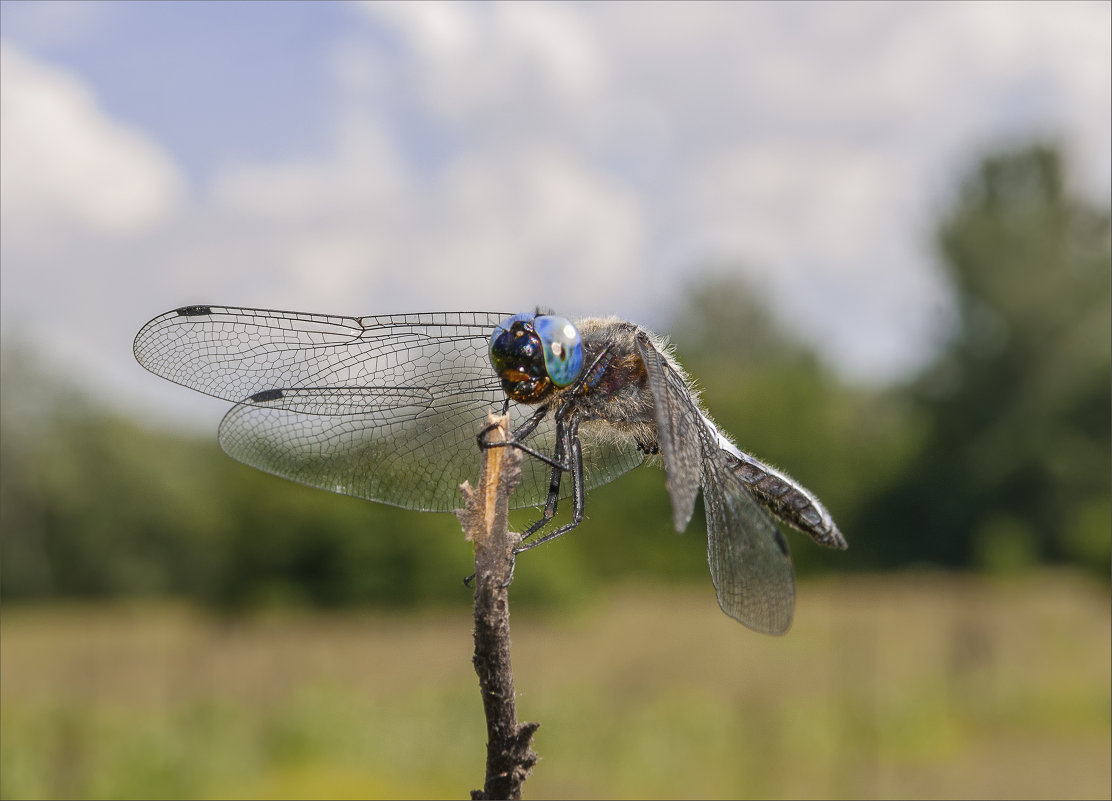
[{"x1": 553, "y1": 317, "x2": 673, "y2": 455}]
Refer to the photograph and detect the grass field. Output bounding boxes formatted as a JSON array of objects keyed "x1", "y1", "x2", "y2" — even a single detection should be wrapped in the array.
[{"x1": 2, "y1": 571, "x2": 1109, "y2": 799}]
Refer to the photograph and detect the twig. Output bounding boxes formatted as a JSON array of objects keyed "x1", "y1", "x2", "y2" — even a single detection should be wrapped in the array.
[{"x1": 456, "y1": 412, "x2": 540, "y2": 800}]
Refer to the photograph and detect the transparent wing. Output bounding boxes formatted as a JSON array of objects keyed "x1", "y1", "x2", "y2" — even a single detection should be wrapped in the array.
[
  {"x1": 510, "y1": 417, "x2": 646, "y2": 511},
  {"x1": 635, "y1": 333, "x2": 703, "y2": 530},
  {"x1": 217, "y1": 391, "x2": 645, "y2": 512},
  {"x1": 133, "y1": 306, "x2": 507, "y2": 408},
  {"x1": 702, "y1": 454, "x2": 795, "y2": 634},
  {"x1": 636, "y1": 332, "x2": 794, "y2": 634},
  {"x1": 135, "y1": 305, "x2": 642, "y2": 512}
]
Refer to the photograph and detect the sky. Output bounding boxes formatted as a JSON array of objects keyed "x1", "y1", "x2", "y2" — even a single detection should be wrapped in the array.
[{"x1": 1, "y1": 0, "x2": 1109, "y2": 427}]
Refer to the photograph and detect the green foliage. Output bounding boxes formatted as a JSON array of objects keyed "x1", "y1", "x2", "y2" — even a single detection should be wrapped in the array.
[
  {"x1": 662, "y1": 274, "x2": 927, "y2": 574},
  {"x1": 859, "y1": 144, "x2": 1111, "y2": 572},
  {"x1": 1, "y1": 141, "x2": 1107, "y2": 609},
  {"x1": 0, "y1": 356, "x2": 475, "y2": 609}
]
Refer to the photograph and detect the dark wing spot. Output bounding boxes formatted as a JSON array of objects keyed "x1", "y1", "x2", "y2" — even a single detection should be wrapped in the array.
[
  {"x1": 248, "y1": 388, "x2": 284, "y2": 403},
  {"x1": 176, "y1": 305, "x2": 213, "y2": 317}
]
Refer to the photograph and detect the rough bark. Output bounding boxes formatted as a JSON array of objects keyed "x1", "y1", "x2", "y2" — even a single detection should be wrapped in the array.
[{"x1": 456, "y1": 413, "x2": 540, "y2": 800}]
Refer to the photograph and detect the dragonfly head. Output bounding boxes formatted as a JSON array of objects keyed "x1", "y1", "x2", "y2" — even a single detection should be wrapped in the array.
[{"x1": 490, "y1": 313, "x2": 584, "y2": 403}]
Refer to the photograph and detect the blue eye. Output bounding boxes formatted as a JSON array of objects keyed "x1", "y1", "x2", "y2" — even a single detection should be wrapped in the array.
[
  {"x1": 490, "y1": 313, "x2": 533, "y2": 353},
  {"x1": 534, "y1": 315, "x2": 583, "y2": 387}
]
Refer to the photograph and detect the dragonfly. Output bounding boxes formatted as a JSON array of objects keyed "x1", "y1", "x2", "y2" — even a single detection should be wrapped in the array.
[{"x1": 134, "y1": 305, "x2": 846, "y2": 634}]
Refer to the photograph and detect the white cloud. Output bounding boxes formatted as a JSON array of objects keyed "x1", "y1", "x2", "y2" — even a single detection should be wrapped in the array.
[
  {"x1": 362, "y1": 0, "x2": 607, "y2": 122},
  {"x1": 0, "y1": 42, "x2": 185, "y2": 242},
  {"x1": 566, "y1": 1, "x2": 1109, "y2": 378},
  {"x1": 415, "y1": 145, "x2": 645, "y2": 312},
  {"x1": 207, "y1": 127, "x2": 644, "y2": 316},
  {"x1": 210, "y1": 112, "x2": 406, "y2": 223},
  {"x1": 1, "y1": 0, "x2": 1108, "y2": 414}
]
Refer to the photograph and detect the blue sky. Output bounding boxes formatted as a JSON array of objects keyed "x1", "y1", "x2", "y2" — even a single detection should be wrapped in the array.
[
  {"x1": 1, "y1": 0, "x2": 1109, "y2": 426},
  {"x1": 2, "y1": 2, "x2": 357, "y2": 178}
]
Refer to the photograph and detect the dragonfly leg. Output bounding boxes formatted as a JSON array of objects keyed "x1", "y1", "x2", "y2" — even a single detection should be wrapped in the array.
[
  {"x1": 511, "y1": 344, "x2": 606, "y2": 540},
  {"x1": 569, "y1": 341, "x2": 614, "y2": 397},
  {"x1": 476, "y1": 403, "x2": 542, "y2": 446},
  {"x1": 474, "y1": 402, "x2": 587, "y2": 559},
  {"x1": 509, "y1": 404, "x2": 546, "y2": 439},
  {"x1": 465, "y1": 408, "x2": 574, "y2": 588},
  {"x1": 517, "y1": 416, "x2": 572, "y2": 544},
  {"x1": 477, "y1": 405, "x2": 572, "y2": 472},
  {"x1": 514, "y1": 417, "x2": 585, "y2": 554}
]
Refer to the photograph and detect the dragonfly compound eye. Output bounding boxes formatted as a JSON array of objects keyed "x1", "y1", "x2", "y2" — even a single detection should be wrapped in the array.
[
  {"x1": 533, "y1": 315, "x2": 583, "y2": 387},
  {"x1": 490, "y1": 313, "x2": 553, "y2": 402}
]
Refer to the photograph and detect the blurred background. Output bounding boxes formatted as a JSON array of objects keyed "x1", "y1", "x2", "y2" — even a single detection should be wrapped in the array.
[{"x1": 1, "y1": 1, "x2": 1108, "y2": 798}]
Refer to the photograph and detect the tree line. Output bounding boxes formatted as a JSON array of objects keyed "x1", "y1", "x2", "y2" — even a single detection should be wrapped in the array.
[{"x1": 2, "y1": 143, "x2": 1107, "y2": 609}]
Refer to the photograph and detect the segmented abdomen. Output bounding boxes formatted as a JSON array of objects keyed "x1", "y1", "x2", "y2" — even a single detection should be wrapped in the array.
[{"x1": 723, "y1": 450, "x2": 846, "y2": 549}]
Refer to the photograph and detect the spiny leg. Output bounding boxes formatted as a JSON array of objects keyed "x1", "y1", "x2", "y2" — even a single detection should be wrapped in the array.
[
  {"x1": 463, "y1": 414, "x2": 585, "y2": 588},
  {"x1": 465, "y1": 404, "x2": 566, "y2": 588},
  {"x1": 476, "y1": 404, "x2": 569, "y2": 472},
  {"x1": 470, "y1": 344, "x2": 615, "y2": 584},
  {"x1": 514, "y1": 415, "x2": 585, "y2": 554},
  {"x1": 518, "y1": 414, "x2": 572, "y2": 543}
]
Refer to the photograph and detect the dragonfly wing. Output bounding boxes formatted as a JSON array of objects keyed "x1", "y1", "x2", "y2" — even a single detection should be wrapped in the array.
[
  {"x1": 517, "y1": 417, "x2": 646, "y2": 504},
  {"x1": 216, "y1": 385, "x2": 644, "y2": 512},
  {"x1": 217, "y1": 381, "x2": 504, "y2": 511},
  {"x1": 635, "y1": 332, "x2": 703, "y2": 530},
  {"x1": 135, "y1": 306, "x2": 512, "y2": 510},
  {"x1": 138, "y1": 306, "x2": 642, "y2": 511},
  {"x1": 702, "y1": 453, "x2": 795, "y2": 634},
  {"x1": 133, "y1": 305, "x2": 508, "y2": 409},
  {"x1": 636, "y1": 330, "x2": 794, "y2": 633},
  {"x1": 576, "y1": 422, "x2": 647, "y2": 493}
]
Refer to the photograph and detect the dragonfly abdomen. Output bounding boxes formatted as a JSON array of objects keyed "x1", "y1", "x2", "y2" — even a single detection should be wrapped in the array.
[{"x1": 723, "y1": 450, "x2": 846, "y2": 550}]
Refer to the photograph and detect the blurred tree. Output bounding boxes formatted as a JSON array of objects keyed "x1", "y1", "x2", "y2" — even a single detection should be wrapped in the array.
[
  {"x1": 5, "y1": 142, "x2": 1104, "y2": 612},
  {"x1": 0, "y1": 276, "x2": 887, "y2": 608},
  {"x1": 660, "y1": 272, "x2": 923, "y2": 574},
  {"x1": 0, "y1": 345, "x2": 475, "y2": 609},
  {"x1": 860, "y1": 143, "x2": 1111, "y2": 572}
]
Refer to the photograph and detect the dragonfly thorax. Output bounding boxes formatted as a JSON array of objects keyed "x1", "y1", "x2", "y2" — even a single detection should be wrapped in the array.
[{"x1": 489, "y1": 313, "x2": 584, "y2": 403}]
